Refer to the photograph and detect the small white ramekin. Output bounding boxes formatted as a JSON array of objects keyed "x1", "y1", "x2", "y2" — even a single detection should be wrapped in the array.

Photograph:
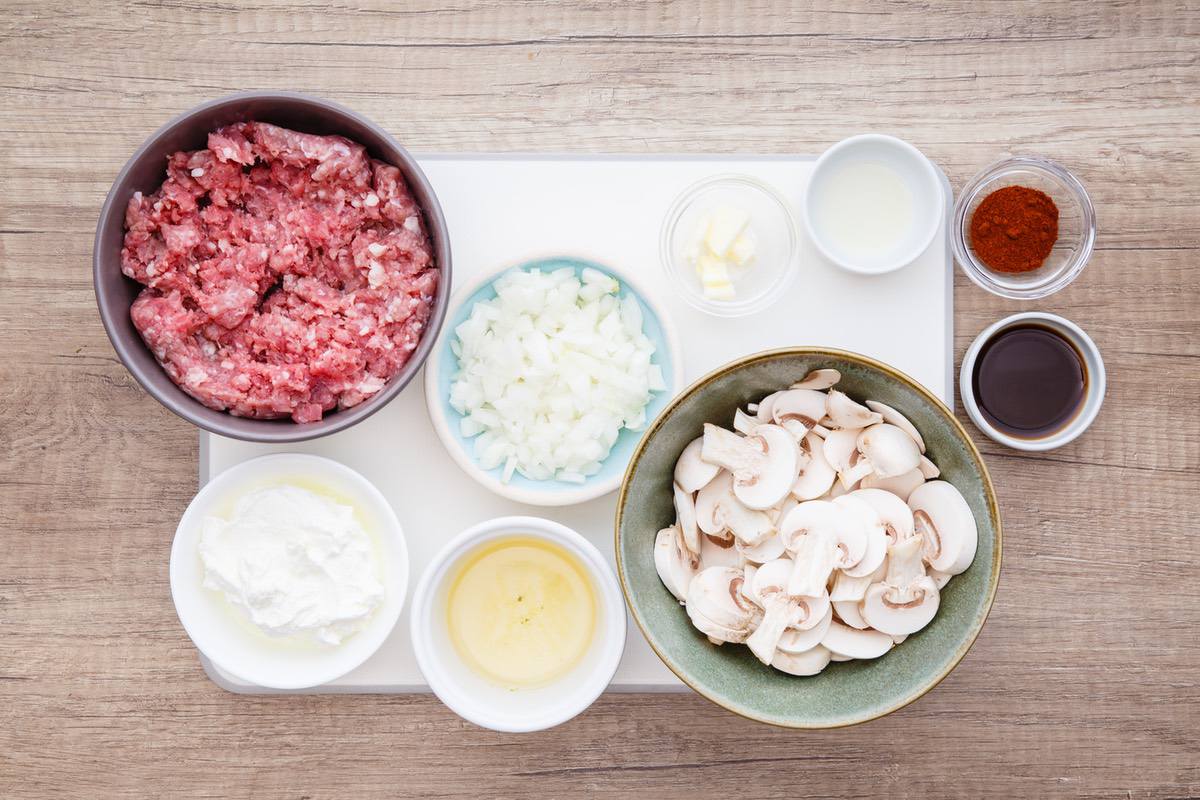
[
  {"x1": 959, "y1": 312, "x2": 1105, "y2": 451},
  {"x1": 170, "y1": 453, "x2": 409, "y2": 690},
  {"x1": 804, "y1": 134, "x2": 945, "y2": 276},
  {"x1": 410, "y1": 516, "x2": 626, "y2": 732}
]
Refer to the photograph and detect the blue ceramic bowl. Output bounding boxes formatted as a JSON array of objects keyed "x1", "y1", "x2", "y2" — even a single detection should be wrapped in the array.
[{"x1": 424, "y1": 255, "x2": 683, "y2": 507}]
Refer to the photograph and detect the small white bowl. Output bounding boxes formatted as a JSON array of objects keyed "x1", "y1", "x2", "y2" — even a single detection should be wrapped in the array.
[
  {"x1": 410, "y1": 516, "x2": 626, "y2": 732},
  {"x1": 804, "y1": 134, "x2": 944, "y2": 275},
  {"x1": 424, "y1": 255, "x2": 683, "y2": 507},
  {"x1": 170, "y1": 453, "x2": 409, "y2": 690},
  {"x1": 959, "y1": 312, "x2": 1105, "y2": 451}
]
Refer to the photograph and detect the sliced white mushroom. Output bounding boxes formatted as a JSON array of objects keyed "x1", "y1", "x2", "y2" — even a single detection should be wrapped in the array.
[
  {"x1": 779, "y1": 500, "x2": 865, "y2": 596},
  {"x1": 754, "y1": 391, "x2": 784, "y2": 423},
  {"x1": 674, "y1": 437, "x2": 720, "y2": 493},
  {"x1": 822, "y1": 427, "x2": 872, "y2": 489},
  {"x1": 790, "y1": 368, "x2": 841, "y2": 391},
  {"x1": 698, "y1": 532, "x2": 742, "y2": 569},
  {"x1": 857, "y1": 423, "x2": 922, "y2": 479},
  {"x1": 686, "y1": 567, "x2": 756, "y2": 643},
  {"x1": 908, "y1": 480, "x2": 978, "y2": 576},
  {"x1": 865, "y1": 400, "x2": 926, "y2": 453},
  {"x1": 713, "y1": 494, "x2": 775, "y2": 546},
  {"x1": 701, "y1": 423, "x2": 800, "y2": 510},
  {"x1": 928, "y1": 567, "x2": 951, "y2": 589},
  {"x1": 673, "y1": 481, "x2": 700, "y2": 554},
  {"x1": 860, "y1": 467, "x2": 925, "y2": 501},
  {"x1": 792, "y1": 432, "x2": 836, "y2": 500},
  {"x1": 892, "y1": 633, "x2": 908, "y2": 644},
  {"x1": 851, "y1": 487, "x2": 915, "y2": 545},
  {"x1": 777, "y1": 604, "x2": 833, "y2": 654},
  {"x1": 770, "y1": 389, "x2": 827, "y2": 439},
  {"x1": 826, "y1": 390, "x2": 883, "y2": 430},
  {"x1": 829, "y1": 651, "x2": 854, "y2": 663},
  {"x1": 809, "y1": 423, "x2": 832, "y2": 439},
  {"x1": 832, "y1": 494, "x2": 888, "y2": 578},
  {"x1": 695, "y1": 471, "x2": 733, "y2": 535},
  {"x1": 771, "y1": 645, "x2": 832, "y2": 676},
  {"x1": 918, "y1": 454, "x2": 940, "y2": 479},
  {"x1": 833, "y1": 600, "x2": 869, "y2": 629},
  {"x1": 821, "y1": 621, "x2": 894, "y2": 660},
  {"x1": 736, "y1": 532, "x2": 786, "y2": 564},
  {"x1": 654, "y1": 526, "x2": 698, "y2": 602},
  {"x1": 861, "y1": 535, "x2": 940, "y2": 636},
  {"x1": 745, "y1": 559, "x2": 829, "y2": 664},
  {"x1": 732, "y1": 408, "x2": 758, "y2": 436}
]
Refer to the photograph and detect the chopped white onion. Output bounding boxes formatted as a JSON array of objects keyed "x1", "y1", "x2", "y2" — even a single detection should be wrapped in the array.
[{"x1": 449, "y1": 267, "x2": 665, "y2": 483}]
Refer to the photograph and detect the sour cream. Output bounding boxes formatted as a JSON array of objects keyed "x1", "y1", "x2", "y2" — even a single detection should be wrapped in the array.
[{"x1": 199, "y1": 484, "x2": 384, "y2": 645}]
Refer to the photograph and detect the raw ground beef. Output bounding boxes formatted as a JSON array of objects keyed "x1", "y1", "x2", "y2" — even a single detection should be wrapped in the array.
[{"x1": 121, "y1": 121, "x2": 438, "y2": 423}]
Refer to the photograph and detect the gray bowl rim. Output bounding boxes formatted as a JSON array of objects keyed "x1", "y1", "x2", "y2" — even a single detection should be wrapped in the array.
[{"x1": 93, "y1": 90, "x2": 451, "y2": 443}]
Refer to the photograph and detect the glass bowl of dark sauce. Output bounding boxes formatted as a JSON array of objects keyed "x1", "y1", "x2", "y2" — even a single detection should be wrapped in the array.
[{"x1": 960, "y1": 312, "x2": 1105, "y2": 451}]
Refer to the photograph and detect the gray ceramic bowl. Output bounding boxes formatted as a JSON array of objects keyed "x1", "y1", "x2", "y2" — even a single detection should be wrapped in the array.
[
  {"x1": 93, "y1": 91, "x2": 451, "y2": 443},
  {"x1": 616, "y1": 348, "x2": 1002, "y2": 728}
]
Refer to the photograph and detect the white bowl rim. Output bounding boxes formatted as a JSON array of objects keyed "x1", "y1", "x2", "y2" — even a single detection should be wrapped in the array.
[
  {"x1": 804, "y1": 133, "x2": 945, "y2": 276},
  {"x1": 169, "y1": 452, "x2": 409, "y2": 689},
  {"x1": 409, "y1": 515, "x2": 626, "y2": 732},
  {"x1": 423, "y1": 253, "x2": 685, "y2": 506},
  {"x1": 959, "y1": 312, "x2": 1106, "y2": 451}
]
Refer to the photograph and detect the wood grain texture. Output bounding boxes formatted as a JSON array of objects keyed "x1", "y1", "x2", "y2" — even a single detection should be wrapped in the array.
[{"x1": 1, "y1": 1, "x2": 1198, "y2": 797}]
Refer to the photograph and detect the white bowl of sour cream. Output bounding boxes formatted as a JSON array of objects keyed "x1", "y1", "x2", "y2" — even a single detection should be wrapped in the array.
[{"x1": 170, "y1": 453, "x2": 408, "y2": 690}]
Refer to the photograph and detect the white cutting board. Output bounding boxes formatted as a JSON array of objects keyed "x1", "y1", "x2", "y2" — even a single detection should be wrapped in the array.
[{"x1": 199, "y1": 154, "x2": 954, "y2": 693}]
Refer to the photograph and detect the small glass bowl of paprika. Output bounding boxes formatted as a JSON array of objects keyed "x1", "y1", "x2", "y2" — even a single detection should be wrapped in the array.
[{"x1": 953, "y1": 157, "x2": 1095, "y2": 300}]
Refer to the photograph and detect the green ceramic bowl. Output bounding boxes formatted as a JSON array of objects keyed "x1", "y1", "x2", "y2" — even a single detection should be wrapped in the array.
[{"x1": 615, "y1": 348, "x2": 1002, "y2": 728}]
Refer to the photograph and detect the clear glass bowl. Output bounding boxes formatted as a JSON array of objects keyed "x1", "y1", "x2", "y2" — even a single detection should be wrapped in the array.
[
  {"x1": 660, "y1": 174, "x2": 799, "y2": 317},
  {"x1": 953, "y1": 157, "x2": 1095, "y2": 300}
]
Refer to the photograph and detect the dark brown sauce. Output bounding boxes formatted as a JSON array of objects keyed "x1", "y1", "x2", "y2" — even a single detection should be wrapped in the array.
[{"x1": 971, "y1": 324, "x2": 1086, "y2": 439}]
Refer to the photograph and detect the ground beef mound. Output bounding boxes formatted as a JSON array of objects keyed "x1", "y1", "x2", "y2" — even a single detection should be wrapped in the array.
[{"x1": 121, "y1": 121, "x2": 438, "y2": 423}]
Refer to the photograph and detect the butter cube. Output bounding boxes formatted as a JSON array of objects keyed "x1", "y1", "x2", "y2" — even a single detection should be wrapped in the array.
[{"x1": 704, "y1": 205, "x2": 750, "y2": 257}]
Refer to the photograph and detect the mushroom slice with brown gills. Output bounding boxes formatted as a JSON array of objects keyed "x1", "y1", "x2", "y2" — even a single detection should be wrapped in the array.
[
  {"x1": 860, "y1": 467, "x2": 925, "y2": 501},
  {"x1": 745, "y1": 558, "x2": 831, "y2": 665},
  {"x1": 737, "y1": 531, "x2": 786, "y2": 564},
  {"x1": 908, "y1": 480, "x2": 978, "y2": 576},
  {"x1": 861, "y1": 535, "x2": 940, "y2": 636},
  {"x1": 772, "y1": 644, "x2": 833, "y2": 676},
  {"x1": 851, "y1": 487, "x2": 915, "y2": 545},
  {"x1": 694, "y1": 471, "x2": 733, "y2": 535},
  {"x1": 770, "y1": 389, "x2": 827, "y2": 440},
  {"x1": 821, "y1": 621, "x2": 894, "y2": 660},
  {"x1": 777, "y1": 603, "x2": 834, "y2": 655},
  {"x1": 674, "y1": 436, "x2": 720, "y2": 493},
  {"x1": 780, "y1": 500, "x2": 867, "y2": 596},
  {"x1": 698, "y1": 531, "x2": 742, "y2": 570},
  {"x1": 792, "y1": 432, "x2": 837, "y2": 500},
  {"x1": 822, "y1": 427, "x2": 871, "y2": 490},
  {"x1": 865, "y1": 400, "x2": 925, "y2": 453},
  {"x1": 832, "y1": 493, "x2": 887, "y2": 578},
  {"x1": 700, "y1": 423, "x2": 800, "y2": 510},
  {"x1": 685, "y1": 567, "x2": 757, "y2": 644},
  {"x1": 856, "y1": 423, "x2": 922, "y2": 479},
  {"x1": 654, "y1": 526, "x2": 699, "y2": 602},
  {"x1": 789, "y1": 368, "x2": 841, "y2": 391},
  {"x1": 825, "y1": 390, "x2": 883, "y2": 430},
  {"x1": 673, "y1": 482, "x2": 701, "y2": 554}
]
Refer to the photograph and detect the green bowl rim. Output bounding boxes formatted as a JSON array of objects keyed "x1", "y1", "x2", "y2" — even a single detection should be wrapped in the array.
[{"x1": 613, "y1": 346, "x2": 1003, "y2": 729}]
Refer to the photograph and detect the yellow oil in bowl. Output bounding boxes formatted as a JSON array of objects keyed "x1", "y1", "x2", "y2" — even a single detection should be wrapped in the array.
[{"x1": 446, "y1": 536, "x2": 596, "y2": 688}]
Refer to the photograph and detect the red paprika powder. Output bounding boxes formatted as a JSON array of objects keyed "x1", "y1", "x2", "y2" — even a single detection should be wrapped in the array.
[{"x1": 969, "y1": 185, "x2": 1059, "y2": 273}]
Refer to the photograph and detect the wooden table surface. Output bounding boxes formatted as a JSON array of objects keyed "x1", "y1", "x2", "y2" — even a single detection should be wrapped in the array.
[{"x1": 3, "y1": 2, "x2": 1198, "y2": 797}]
